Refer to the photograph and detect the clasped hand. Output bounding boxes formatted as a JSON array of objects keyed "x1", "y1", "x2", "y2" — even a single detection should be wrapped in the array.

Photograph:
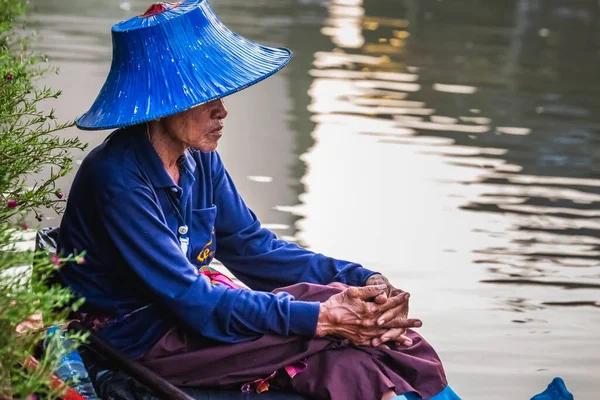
[{"x1": 316, "y1": 282, "x2": 421, "y2": 348}]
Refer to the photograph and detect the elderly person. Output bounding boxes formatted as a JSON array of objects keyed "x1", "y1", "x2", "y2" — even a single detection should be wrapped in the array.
[{"x1": 58, "y1": 1, "x2": 459, "y2": 399}]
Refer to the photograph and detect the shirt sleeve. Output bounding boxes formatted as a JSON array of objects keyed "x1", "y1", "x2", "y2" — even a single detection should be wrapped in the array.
[
  {"x1": 101, "y1": 186, "x2": 320, "y2": 342},
  {"x1": 211, "y1": 152, "x2": 378, "y2": 292}
]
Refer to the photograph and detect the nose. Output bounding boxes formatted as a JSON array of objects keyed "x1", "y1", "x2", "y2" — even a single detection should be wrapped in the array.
[{"x1": 211, "y1": 99, "x2": 228, "y2": 120}]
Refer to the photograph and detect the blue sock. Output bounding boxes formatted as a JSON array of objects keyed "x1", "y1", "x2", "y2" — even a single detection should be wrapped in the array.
[{"x1": 531, "y1": 378, "x2": 574, "y2": 400}]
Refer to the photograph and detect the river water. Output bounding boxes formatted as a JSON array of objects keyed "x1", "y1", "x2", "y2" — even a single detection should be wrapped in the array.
[{"x1": 28, "y1": 0, "x2": 600, "y2": 398}]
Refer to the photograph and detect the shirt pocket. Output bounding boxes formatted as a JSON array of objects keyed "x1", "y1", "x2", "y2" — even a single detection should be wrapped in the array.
[{"x1": 190, "y1": 205, "x2": 217, "y2": 267}]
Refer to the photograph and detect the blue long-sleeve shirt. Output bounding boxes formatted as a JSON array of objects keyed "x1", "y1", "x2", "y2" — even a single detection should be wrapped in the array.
[{"x1": 58, "y1": 124, "x2": 376, "y2": 358}]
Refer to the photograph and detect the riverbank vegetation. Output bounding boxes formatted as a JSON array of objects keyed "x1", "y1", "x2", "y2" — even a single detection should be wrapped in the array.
[{"x1": 0, "y1": 0, "x2": 86, "y2": 397}]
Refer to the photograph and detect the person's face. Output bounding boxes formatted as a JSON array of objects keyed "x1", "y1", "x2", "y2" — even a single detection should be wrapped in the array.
[{"x1": 160, "y1": 98, "x2": 228, "y2": 152}]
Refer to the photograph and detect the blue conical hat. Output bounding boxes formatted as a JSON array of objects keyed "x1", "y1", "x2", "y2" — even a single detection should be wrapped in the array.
[{"x1": 76, "y1": 0, "x2": 292, "y2": 130}]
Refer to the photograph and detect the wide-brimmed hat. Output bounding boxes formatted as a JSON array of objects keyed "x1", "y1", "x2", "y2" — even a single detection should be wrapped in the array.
[{"x1": 76, "y1": 0, "x2": 292, "y2": 130}]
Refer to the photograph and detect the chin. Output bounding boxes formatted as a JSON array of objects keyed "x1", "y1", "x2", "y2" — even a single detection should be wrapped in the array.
[{"x1": 196, "y1": 142, "x2": 219, "y2": 153}]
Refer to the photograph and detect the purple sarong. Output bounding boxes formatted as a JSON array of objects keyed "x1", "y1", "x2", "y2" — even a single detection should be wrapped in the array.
[{"x1": 139, "y1": 282, "x2": 447, "y2": 400}]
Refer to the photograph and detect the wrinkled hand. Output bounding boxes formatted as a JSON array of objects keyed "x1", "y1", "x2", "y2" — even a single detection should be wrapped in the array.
[
  {"x1": 365, "y1": 274, "x2": 416, "y2": 348},
  {"x1": 316, "y1": 285, "x2": 421, "y2": 347},
  {"x1": 316, "y1": 285, "x2": 387, "y2": 346},
  {"x1": 365, "y1": 274, "x2": 402, "y2": 303},
  {"x1": 372, "y1": 292, "x2": 415, "y2": 347}
]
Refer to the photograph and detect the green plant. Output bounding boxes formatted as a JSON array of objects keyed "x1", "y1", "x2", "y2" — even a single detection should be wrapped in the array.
[{"x1": 0, "y1": 0, "x2": 87, "y2": 398}]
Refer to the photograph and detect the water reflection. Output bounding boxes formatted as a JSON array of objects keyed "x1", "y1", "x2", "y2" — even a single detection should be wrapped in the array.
[
  {"x1": 298, "y1": 0, "x2": 600, "y2": 297},
  {"x1": 295, "y1": 0, "x2": 600, "y2": 397},
  {"x1": 30, "y1": 0, "x2": 600, "y2": 397}
]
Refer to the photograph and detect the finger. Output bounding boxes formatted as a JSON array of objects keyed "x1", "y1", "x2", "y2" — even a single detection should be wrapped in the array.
[
  {"x1": 347, "y1": 285, "x2": 387, "y2": 300},
  {"x1": 377, "y1": 303, "x2": 408, "y2": 327},
  {"x1": 365, "y1": 328, "x2": 389, "y2": 338},
  {"x1": 371, "y1": 338, "x2": 392, "y2": 349},
  {"x1": 373, "y1": 293, "x2": 387, "y2": 304},
  {"x1": 354, "y1": 330, "x2": 387, "y2": 346},
  {"x1": 379, "y1": 328, "x2": 406, "y2": 343},
  {"x1": 382, "y1": 318, "x2": 423, "y2": 329},
  {"x1": 397, "y1": 335, "x2": 413, "y2": 347},
  {"x1": 379, "y1": 292, "x2": 409, "y2": 314}
]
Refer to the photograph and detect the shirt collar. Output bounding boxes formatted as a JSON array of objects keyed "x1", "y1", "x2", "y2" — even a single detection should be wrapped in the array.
[{"x1": 131, "y1": 123, "x2": 197, "y2": 189}]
